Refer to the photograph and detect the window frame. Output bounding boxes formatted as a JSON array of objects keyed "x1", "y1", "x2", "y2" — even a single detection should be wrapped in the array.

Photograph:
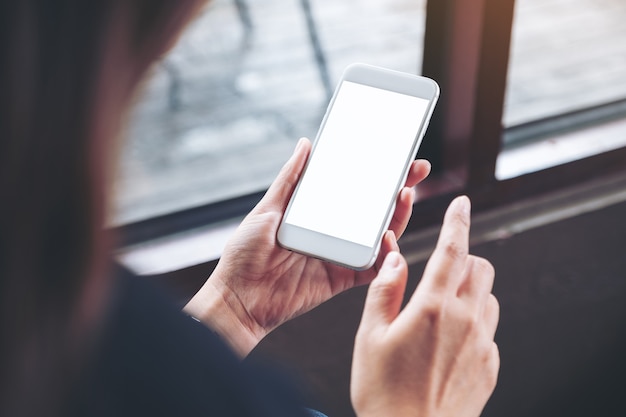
[
  {"x1": 117, "y1": 0, "x2": 626, "y2": 248},
  {"x1": 407, "y1": 0, "x2": 626, "y2": 232}
]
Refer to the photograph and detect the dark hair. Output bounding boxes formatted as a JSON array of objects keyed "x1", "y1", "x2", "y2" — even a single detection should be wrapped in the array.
[{"x1": 0, "y1": 1, "x2": 205, "y2": 415}]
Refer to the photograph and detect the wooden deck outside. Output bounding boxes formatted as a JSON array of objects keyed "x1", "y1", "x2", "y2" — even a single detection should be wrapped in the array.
[
  {"x1": 506, "y1": 0, "x2": 626, "y2": 125},
  {"x1": 113, "y1": 0, "x2": 626, "y2": 225}
]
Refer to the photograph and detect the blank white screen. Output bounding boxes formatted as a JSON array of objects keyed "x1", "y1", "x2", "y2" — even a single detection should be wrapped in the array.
[{"x1": 284, "y1": 81, "x2": 429, "y2": 247}]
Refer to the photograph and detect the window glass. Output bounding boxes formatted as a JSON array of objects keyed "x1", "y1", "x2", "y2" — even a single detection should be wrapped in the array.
[
  {"x1": 503, "y1": 0, "x2": 626, "y2": 128},
  {"x1": 112, "y1": 0, "x2": 426, "y2": 226}
]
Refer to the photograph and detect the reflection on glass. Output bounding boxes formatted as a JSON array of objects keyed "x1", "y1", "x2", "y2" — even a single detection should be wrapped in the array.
[
  {"x1": 113, "y1": 0, "x2": 426, "y2": 225},
  {"x1": 504, "y1": 0, "x2": 626, "y2": 127}
]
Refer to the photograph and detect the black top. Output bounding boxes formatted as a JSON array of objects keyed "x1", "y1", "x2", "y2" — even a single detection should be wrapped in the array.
[{"x1": 74, "y1": 265, "x2": 310, "y2": 417}]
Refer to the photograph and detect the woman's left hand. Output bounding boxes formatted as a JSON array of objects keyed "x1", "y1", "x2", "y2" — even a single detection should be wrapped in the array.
[{"x1": 184, "y1": 138, "x2": 431, "y2": 356}]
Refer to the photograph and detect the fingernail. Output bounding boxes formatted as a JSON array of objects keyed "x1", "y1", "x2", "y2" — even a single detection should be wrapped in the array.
[
  {"x1": 457, "y1": 195, "x2": 471, "y2": 216},
  {"x1": 384, "y1": 251, "x2": 402, "y2": 269},
  {"x1": 294, "y1": 137, "x2": 306, "y2": 153}
]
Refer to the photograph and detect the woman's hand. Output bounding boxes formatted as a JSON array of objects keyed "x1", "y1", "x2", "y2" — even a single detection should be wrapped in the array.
[
  {"x1": 184, "y1": 138, "x2": 431, "y2": 356},
  {"x1": 351, "y1": 196, "x2": 500, "y2": 417}
]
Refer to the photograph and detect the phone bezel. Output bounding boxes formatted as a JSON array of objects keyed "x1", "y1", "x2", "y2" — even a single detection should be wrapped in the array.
[{"x1": 277, "y1": 63, "x2": 440, "y2": 270}]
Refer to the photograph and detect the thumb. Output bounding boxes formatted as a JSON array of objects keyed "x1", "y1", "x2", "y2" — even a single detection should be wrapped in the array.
[
  {"x1": 254, "y1": 137, "x2": 311, "y2": 214},
  {"x1": 359, "y1": 251, "x2": 408, "y2": 332}
]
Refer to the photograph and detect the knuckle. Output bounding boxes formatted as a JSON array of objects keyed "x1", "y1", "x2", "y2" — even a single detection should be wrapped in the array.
[
  {"x1": 419, "y1": 295, "x2": 445, "y2": 326},
  {"x1": 458, "y1": 309, "x2": 480, "y2": 332},
  {"x1": 369, "y1": 279, "x2": 396, "y2": 300},
  {"x1": 472, "y1": 256, "x2": 495, "y2": 277},
  {"x1": 449, "y1": 302, "x2": 482, "y2": 334},
  {"x1": 440, "y1": 240, "x2": 468, "y2": 261}
]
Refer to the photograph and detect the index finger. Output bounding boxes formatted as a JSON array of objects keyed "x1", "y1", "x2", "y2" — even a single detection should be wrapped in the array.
[{"x1": 420, "y1": 195, "x2": 471, "y2": 293}]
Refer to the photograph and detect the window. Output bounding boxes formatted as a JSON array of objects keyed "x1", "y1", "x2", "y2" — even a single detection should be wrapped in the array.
[
  {"x1": 407, "y1": 0, "x2": 626, "y2": 230},
  {"x1": 116, "y1": 0, "x2": 626, "y2": 252},
  {"x1": 113, "y1": 0, "x2": 427, "y2": 236},
  {"x1": 496, "y1": 0, "x2": 626, "y2": 179},
  {"x1": 504, "y1": 0, "x2": 626, "y2": 128}
]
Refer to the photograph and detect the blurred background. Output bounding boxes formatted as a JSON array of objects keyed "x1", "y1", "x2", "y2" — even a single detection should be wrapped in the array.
[
  {"x1": 116, "y1": 1, "x2": 626, "y2": 416},
  {"x1": 113, "y1": 0, "x2": 626, "y2": 225}
]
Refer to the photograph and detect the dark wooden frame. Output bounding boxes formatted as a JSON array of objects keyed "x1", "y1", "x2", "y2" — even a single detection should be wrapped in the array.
[{"x1": 407, "y1": 0, "x2": 626, "y2": 231}]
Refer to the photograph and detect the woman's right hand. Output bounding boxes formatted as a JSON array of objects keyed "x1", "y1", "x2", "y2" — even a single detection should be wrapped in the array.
[{"x1": 351, "y1": 196, "x2": 500, "y2": 417}]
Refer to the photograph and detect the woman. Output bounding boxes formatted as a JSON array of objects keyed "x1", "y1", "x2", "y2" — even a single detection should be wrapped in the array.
[{"x1": 0, "y1": 1, "x2": 499, "y2": 416}]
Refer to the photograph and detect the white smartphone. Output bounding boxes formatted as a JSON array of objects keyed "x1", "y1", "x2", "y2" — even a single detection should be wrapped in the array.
[{"x1": 277, "y1": 63, "x2": 439, "y2": 270}]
